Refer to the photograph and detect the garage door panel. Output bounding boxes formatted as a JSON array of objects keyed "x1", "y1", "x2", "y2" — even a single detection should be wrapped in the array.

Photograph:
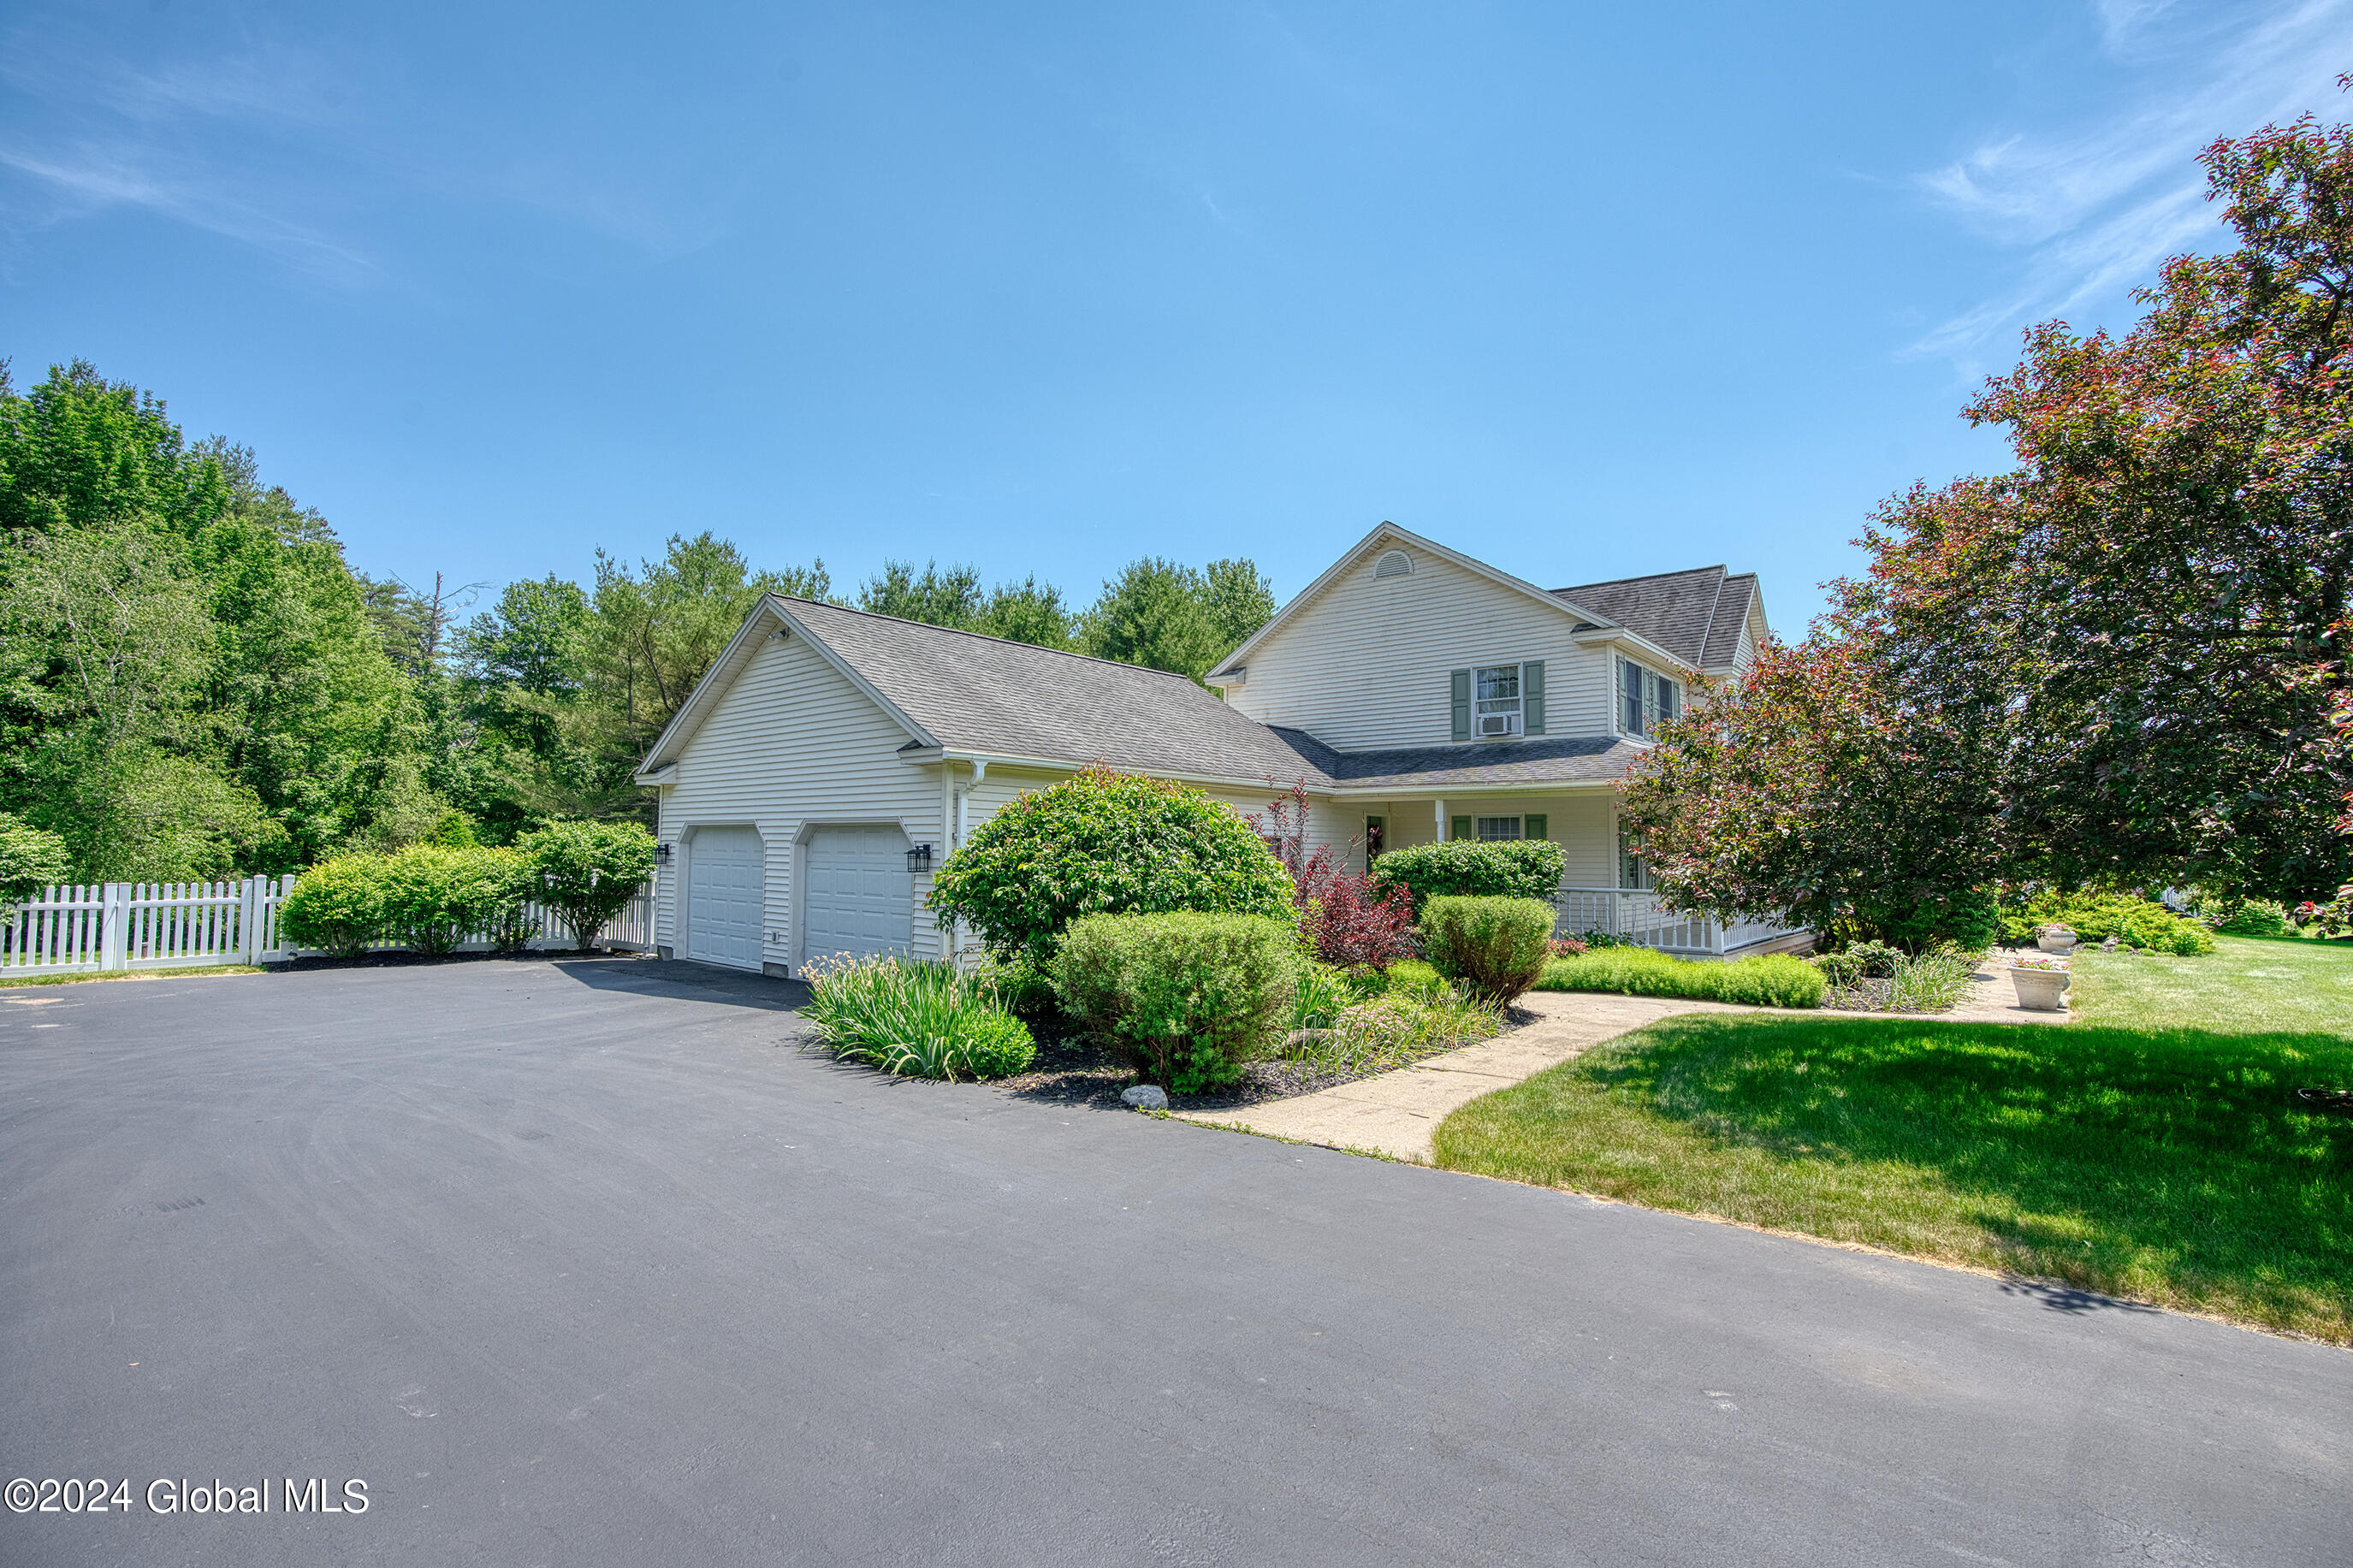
[
  {"x1": 803, "y1": 825, "x2": 912, "y2": 964},
  {"x1": 686, "y1": 826, "x2": 764, "y2": 971}
]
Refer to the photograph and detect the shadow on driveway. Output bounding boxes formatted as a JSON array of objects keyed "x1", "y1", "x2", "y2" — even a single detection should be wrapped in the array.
[{"x1": 548, "y1": 956, "x2": 809, "y2": 1014}]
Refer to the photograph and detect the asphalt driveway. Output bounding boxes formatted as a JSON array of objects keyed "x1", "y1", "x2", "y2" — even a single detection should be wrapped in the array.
[{"x1": 2, "y1": 957, "x2": 2346, "y2": 1566}]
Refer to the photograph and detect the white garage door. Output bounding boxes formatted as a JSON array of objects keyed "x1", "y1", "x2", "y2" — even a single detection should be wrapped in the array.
[
  {"x1": 685, "y1": 826, "x2": 764, "y2": 971},
  {"x1": 803, "y1": 825, "x2": 912, "y2": 965}
]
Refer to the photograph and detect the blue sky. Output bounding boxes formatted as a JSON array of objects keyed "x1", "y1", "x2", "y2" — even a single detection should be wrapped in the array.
[{"x1": 3, "y1": 1, "x2": 2346, "y2": 633}]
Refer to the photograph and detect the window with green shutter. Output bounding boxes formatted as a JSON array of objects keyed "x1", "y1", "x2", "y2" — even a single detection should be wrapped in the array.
[
  {"x1": 1450, "y1": 669, "x2": 1472, "y2": 741},
  {"x1": 1523, "y1": 660, "x2": 1545, "y2": 734},
  {"x1": 1525, "y1": 813, "x2": 1548, "y2": 841},
  {"x1": 1451, "y1": 814, "x2": 1472, "y2": 841}
]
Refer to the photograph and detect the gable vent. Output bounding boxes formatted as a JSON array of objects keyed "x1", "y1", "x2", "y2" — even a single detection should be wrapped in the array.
[{"x1": 1373, "y1": 549, "x2": 1414, "y2": 579}]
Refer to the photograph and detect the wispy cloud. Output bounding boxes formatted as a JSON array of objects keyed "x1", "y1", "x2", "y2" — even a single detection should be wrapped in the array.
[
  {"x1": 0, "y1": 141, "x2": 373, "y2": 281},
  {"x1": 1906, "y1": 0, "x2": 2350, "y2": 365},
  {"x1": 0, "y1": 21, "x2": 376, "y2": 283}
]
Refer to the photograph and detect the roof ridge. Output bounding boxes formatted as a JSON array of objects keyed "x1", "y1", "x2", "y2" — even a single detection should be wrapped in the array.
[
  {"x1": 773, "y1": 595, "x2": 1200, "y2": 683},
  {"x1": 1700, "y1": 571, "x2": 1728, "y2": 662},
  {"x1": 1550, "y1": 564, "x2": 1729, "y2": 594}
]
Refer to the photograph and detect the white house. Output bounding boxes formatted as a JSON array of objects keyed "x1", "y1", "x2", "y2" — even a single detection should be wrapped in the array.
[{"x1": 631, "y1": 522, "x2": 1796, "y2": 976}]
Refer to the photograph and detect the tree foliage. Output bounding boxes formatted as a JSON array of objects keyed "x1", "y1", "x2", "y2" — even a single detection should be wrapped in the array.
[
  {"x1": 926, "y1": 765, "x2": 1295, "y2": 963},
  {"x1": 0, "y1": 358, "x2": 1282, "y2": 879},
  {"x1": 518, "y1": 818, "x2": 655, "y2": 950},
  {"x1": 1624, "y1": 89, "x2": 2353, "y2": 927}
]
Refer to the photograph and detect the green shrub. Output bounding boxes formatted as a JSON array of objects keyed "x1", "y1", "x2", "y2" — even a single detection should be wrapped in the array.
[
  {"x1": 0, "y1": 813, "x2": 73, "y2": 903},
  {"x1": 1846, "y1": 888, "x2": 1999, "y2": 952},
  {"x1": 1812, "y1": 939, "x2": 1902, "y2": 988},
  {"x1": 1052, "y1": 911, "x2": 1298, "y2": 1093},
  {"x1": 1997, "y1": 891, "x2": 2214, "y2": 956},
  {"x1": 379, "y1": 845, "x2": 528, "y2": 955},
  {"x1": 278, "y1": 855, "x2": 391, "y2": 956},
  {"x1": 1380, "y1": 958, "x2": 1453, "y2": 1005},
  {"x1": 1818, "y1": 943, "x2": 1978, "y2": 1012},
  {"x1": 2202, "y1": 896, "x2": 2291, "y2": 938},
  {"x1": 975, "y1": 952, "x2": 1061, "y2": 1023},
  {"x1": 1371, "y1": 840, "x2": 1565, "y2": 914},
  {"x1": 928, "y1": 765, "x2": 1295, "y2": 966},
  {"x1": 1539, "y1": 947, "x2": 1826, "y2": 1008},
  {"x1": 1288, "y1": 961, "x2": 1354, "y2": 1032},
  {"x1": 801, "y1": 956, "x2": 1036, "y2": 1080},
  {"x1": 517, "y1": 819, "x2": 655, "y2": 950},
  {"x1": 1419, "y1": 896, "x2": 1556, "y2": 1004},
  {"x1": 1282, "y1": 988, "x2": 1502, "y2": 1078}
]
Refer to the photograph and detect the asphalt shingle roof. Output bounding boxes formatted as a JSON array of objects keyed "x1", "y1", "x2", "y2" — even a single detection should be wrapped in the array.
[
  {"x1": 1698, "y1": 573, "x2": 1757, "y2": 669},
  {"x1": 1268, "y1": 728, "x2": 1640, "y2": 790},
  {"x1": 775, "y1": 597, "x2": 1330, "y2": 783},
  {"x1": 774, "y1": 594, "x2": 1670, "y2": 793},
  {"x1": 1552, "y1": 565, "x2": 1754, "y2": 669}
]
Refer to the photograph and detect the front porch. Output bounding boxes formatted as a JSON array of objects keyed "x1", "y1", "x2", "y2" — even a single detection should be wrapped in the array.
[
  {"x1": 1554, "y1": 887, "x2": 1810, "y2": 960},
  {"x1": 1337, "y1": 786, "x2": 1805, "y2": 961}
]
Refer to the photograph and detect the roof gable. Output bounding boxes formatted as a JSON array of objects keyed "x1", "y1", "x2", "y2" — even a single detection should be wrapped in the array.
[
  {"x1": 738, "y1": 598, "x2": 1327, "y2": 785},
  {"x1": 1210, "y1": 521, "x2": 1615, "y2": 682}
]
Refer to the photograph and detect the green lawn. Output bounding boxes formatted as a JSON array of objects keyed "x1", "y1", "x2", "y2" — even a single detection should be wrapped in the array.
[
  {"x1": 0, "y1": 964, "x2": 261, "y2": 989},
  {"x1": 1434, "y1": 938, "x2": 2353, "y2": 1341},
  {"x1": 2073, "y1": 934, "x2": 2353, "y2": 1034}
]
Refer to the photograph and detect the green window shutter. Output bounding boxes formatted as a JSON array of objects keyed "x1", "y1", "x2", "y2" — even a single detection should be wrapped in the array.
[
  {"x1": 1522, "y1": 660, "x2": 1545, "y2": 735},
  {"x1": 1450, "y1": 669, "x2": 1472, "y2": 741},
  {"x1": 1524, "y1": 813, "x2": 1547, "y2": 841},
  {"x1": 1451, "y1": 814, "x2": 1472, "y2": 841}
]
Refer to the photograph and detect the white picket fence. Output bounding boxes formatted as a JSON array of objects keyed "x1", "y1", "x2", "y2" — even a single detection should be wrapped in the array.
[{"x1": 0, "y1": 876, "x2": 655, "y2": 976}]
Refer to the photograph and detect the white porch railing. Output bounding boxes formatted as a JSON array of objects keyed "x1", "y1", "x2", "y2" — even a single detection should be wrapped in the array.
[
  {"x1": 0, "y1": 877, "x2": 655, "y2": 976},
  {"x1": 1554, "y1": 887, "x2": 1801, "y2": 958}
]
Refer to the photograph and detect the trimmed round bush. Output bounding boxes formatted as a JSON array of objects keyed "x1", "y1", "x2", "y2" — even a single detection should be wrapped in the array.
[
  {"x1": 278, "y1": 855, "x2": 391, "y2": 956},
  {"x1": 379, "y1": 845, "x2": 530, "y2": 955},
  {"x1": 1419, "y1": 895, "x2": 1557, "y2": 1004},
  {"x1": 517, "y1": 819, "x2": 655, "y2": 950},
  {"x1": 928, "y1": 765, "x2": 1295, "y2": 965},
  {"x1": 1371, "y1": 840, "x2": 1565, "y2": 914},
  {"x1": 1052, "y1": 911, "x2": 1298, "y2": 1094}
]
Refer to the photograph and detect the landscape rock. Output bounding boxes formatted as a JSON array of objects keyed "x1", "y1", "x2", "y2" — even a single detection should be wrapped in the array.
[{"x1": 1121, "y1": 1085, "x2": 1170, "y2": 1111}]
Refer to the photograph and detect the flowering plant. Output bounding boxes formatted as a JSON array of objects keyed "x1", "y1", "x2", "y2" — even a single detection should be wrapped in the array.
[{"x1": 2007, "y1": 953, "x2": 2070, "y2": 971}]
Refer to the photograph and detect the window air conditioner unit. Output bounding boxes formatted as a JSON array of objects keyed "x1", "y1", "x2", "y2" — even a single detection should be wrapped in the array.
[{"x1": 1477, "y1": 713, "x2": 1521, "y2": 737}]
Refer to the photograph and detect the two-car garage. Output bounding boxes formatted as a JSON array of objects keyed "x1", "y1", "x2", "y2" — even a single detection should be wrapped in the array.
[{"x1": 682, "y1": 823, "x2": 913, "y2": 974}]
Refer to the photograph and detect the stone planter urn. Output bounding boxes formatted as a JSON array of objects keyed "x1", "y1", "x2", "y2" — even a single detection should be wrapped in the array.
[
  {"x1": 2007, "y1": 964, "x2": 2071, "y2": 1011},
  {"x1": 2036, "y1": 925, "x2": 2078, "y2": 954}
]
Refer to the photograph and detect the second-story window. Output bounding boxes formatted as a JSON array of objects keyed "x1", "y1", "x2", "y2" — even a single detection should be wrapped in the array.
[
  {"x1": 1618, "y1": 657, "x2": 1682, "y2": 737},
  {"x1": 1476, "y1": 665, "x2": 1520, "y2": 736}
]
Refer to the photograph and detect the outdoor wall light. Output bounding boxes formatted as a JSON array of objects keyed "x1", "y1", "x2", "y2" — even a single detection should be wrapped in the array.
[
  {"x1": 906, "y1": 843, "x2": 934, "y2": 873},
  {"x1": 654, "y1": 843, "x2": 673, "y2": 864}
]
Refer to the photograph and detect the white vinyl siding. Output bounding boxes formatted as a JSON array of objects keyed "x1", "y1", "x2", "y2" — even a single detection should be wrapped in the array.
[
  {"x1": 1355, "y1": 791, "x2": 1614, "y2": 885},
  {"x1": 1221, "y1": 543, "x2": 1610, "y2": 749},
  {"x1": 650, "y1": 628, "x2": 945, "y2": 971}
]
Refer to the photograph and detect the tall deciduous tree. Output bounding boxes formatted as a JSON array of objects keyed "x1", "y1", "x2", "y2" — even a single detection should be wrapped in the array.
[{"x1": 1624, "y1": 90, "x2": 2353, "y2": 926}]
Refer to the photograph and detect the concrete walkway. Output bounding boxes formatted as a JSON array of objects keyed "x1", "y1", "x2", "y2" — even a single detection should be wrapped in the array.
[{"x1": 1180, "y1": 957, "x2": 2060, "y2": 1163}]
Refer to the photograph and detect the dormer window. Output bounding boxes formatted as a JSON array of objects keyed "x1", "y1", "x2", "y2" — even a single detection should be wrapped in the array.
[{"x1": 1617, "y1": 656, "x2": 1681, "y2": 737}]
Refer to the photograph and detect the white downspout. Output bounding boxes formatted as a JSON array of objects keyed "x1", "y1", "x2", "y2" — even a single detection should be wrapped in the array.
[{"x1": 951, "y1": 760, "x2": 987, "y2": 966}]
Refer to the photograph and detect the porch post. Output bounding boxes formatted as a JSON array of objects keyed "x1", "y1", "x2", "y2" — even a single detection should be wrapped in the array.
[{"x1": 1434, "y1": 798, "x2": 1445, "y2": 842}]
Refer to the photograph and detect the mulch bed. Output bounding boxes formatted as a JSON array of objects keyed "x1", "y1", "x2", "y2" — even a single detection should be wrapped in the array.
[{"x1": 989, "y1": 1012, "x2": 1520, "y2": 1114}]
